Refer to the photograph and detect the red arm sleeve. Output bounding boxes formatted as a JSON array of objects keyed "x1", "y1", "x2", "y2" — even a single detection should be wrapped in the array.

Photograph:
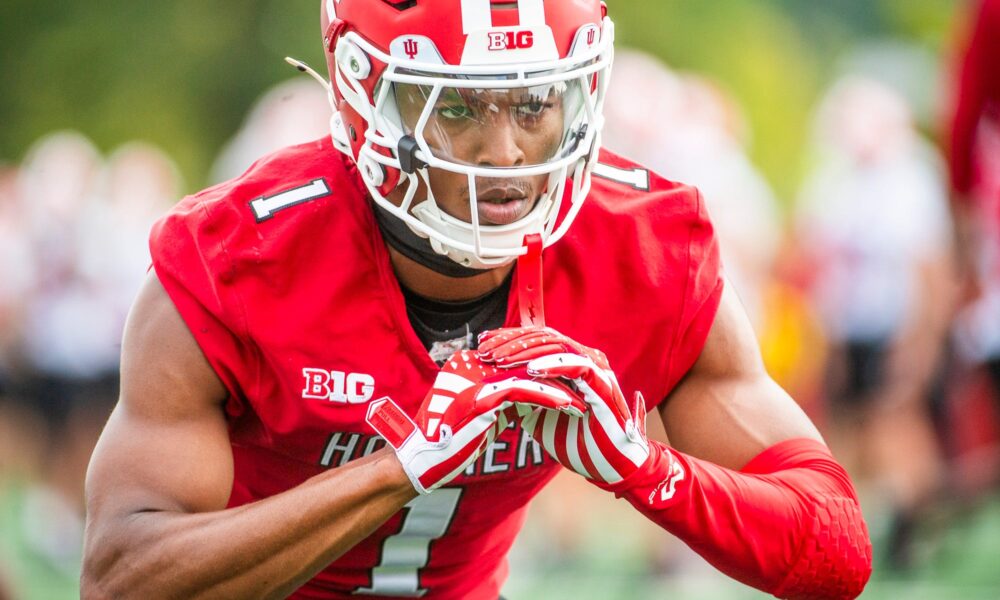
[{"x1": 607, "y1": 439, "x2": 872, "y2": 599}]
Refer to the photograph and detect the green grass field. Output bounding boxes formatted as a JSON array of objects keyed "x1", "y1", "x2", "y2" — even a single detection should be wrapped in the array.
[{"x1": 2, "y1": 481, "x2": 998, "y2": 598}]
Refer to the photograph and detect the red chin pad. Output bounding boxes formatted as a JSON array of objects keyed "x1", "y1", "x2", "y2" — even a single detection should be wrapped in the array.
[{"x1": 517, "y1": 234, "x2": 545, "y2": 327}]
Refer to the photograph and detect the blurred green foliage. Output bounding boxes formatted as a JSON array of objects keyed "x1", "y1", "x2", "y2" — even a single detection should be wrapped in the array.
[
  {"x1": 0, "y1": 0, "x2": 970, "y2": 200},
  {"x1": 0, "y1": 1, "x2": 324, "y2": 188}
]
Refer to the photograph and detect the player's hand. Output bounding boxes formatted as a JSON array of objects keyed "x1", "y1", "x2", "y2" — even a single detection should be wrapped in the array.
[
  {"x1": 366, "y1": 350, "x2": 586, "y2": 494},
  {"x1": 478, "y1": 328, "x2": 651, "y2": 486}
]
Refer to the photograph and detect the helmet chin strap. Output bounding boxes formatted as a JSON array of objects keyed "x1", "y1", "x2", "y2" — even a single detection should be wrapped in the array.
[
  {"x1": 371, "y1": 200, "x2": 490, "y2": 278},
  {"x1": 517, "y1": 234, "x2": 546, "y2": 327}
]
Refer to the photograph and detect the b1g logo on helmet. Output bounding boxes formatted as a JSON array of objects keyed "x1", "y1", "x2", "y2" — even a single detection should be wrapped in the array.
[
  {"x1": 302, "y1": 368, "x2": 376, "y2": 404},
  {"x1": 487, "y1": 30, "x2": 534, "y2": 51},
  {"x1": 459, "y1": 0, "x2": 558, "y2": 64}
]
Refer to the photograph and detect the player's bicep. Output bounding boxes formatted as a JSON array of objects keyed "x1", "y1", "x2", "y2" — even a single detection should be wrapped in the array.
[
  {"x1": 85, "y1": 272, "x2": 233, "y2": 525},
  {"x1": 659, "y1": 280, "x2": 822, "y2": 470}
]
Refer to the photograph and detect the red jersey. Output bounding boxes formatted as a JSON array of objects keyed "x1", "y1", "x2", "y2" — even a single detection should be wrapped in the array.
[{"x1": 149, "y1": 137, "x2": 722, "y2": 599}]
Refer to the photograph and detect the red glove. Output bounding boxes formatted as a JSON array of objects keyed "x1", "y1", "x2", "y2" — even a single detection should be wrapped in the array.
[
  {"x1": 366, "y1": 349, "x2": 586, "y2": 494},
  {"x1": 477, "y1": 327, "x2": 653, "y2": 486}
]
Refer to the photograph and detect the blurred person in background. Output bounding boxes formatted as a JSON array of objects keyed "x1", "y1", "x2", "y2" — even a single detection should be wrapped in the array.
[
  {"x1": 545, "y1": 48, "x2": 785, "y2": 578},
  {"x1": 0, "y1": 133, "x2": 177, "y2": 598},
  {"x1": 0, "y1": 144, "x2": 21, "y2": 445},
  {"x1": 211, "y1": 78, "x2": 332, "y2": 184},
  {"x1": 948, "y1": 0, "x2": 1000, "y2": 279},
  {"x1": 0, "y1": 565, "x2": 13, "y2": 600},
  {"x1": 795, "y1": 76, "x2": 955, "y2": 570},
  {"x1": 602, "y1": 50, "x2": 782, "y2": 333},
  {"x1": 946, "y1": 0, "x2": 1000, "y2": 495},
  {"x1": 15, "y1": 132, "x2": 116, "y2": 396},
  {"x1": 0, "y1": 161, "x2": 36, "y2": 600},
  {"x1": 0, "y1": 163, "x2": 30, "y2": 389},
  {"x1": 0, "y1": 132, "x2": 105, "y2": 598},
  {"x1": 79, "y1": 142, "x2": 184, "y2": 334}
]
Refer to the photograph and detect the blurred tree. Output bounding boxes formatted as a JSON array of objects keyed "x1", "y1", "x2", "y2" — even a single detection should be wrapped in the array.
[
  {"x1": 614, "y1": 0, "x2": 960, "y2": 201},
  {"x1": 0, "y1": 0, "x2": 960, "y2": 200},
  {"x1": 0, "y1": 0, "x2": 322, "y2": 187}
]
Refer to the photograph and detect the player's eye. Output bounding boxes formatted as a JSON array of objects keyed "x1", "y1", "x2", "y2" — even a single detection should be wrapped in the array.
[
  {"x1": 436, "y1": 104, "x2": 475, "y2": 120},
  {"x1": 513, "y1": 100, "x2": 554, "y2": 120}
]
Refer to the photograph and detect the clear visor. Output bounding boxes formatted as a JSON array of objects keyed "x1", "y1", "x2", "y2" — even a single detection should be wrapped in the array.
[{"x1": 392, "y1": 78, "x2": 590, "y2": 169}]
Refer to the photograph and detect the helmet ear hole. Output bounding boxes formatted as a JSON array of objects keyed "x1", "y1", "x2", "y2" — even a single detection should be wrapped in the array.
[{"x1": 336, "y1": 40, "x2": 371, "y2": 79}]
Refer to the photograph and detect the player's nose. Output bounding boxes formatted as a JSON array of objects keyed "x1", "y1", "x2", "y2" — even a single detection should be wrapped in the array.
[{"x1": 474, "y1": 113, "x2": 527, "y2": 168}]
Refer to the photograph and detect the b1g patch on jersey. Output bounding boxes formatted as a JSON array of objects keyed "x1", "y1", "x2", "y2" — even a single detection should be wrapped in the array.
[
  {"x1": 249, "y1": 179, "x2": 331, "y2": 222},
  {"x1": 302, "y1": 368, "x2": 376, "y2": 404}
]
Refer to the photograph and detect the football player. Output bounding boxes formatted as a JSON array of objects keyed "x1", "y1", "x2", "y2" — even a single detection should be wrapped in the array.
[
  {"x1": 81, "y1": 1, "x2": 872, "y2": 598},
  {"x1": 949, "y1": 0, "x2": 1000, "y2": 451}
]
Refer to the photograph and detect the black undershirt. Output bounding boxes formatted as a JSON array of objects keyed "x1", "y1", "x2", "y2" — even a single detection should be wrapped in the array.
[{"x1": 401, "y1": 276, "x2": 512, "y2": 364}]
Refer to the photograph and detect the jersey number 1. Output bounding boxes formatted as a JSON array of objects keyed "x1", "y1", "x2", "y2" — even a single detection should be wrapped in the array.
[
  {"x1": 592, "y1": 162, "x2": 650, "y2": 191},
  {"x1": 354, "y1": 488, "x2": 463, "y2": 597},
  {"x1": 249, "y1": 179, "x2": 331, "y2": 222}
]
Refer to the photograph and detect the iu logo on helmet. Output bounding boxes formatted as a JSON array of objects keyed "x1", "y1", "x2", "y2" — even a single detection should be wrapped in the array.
[
  {"x1": 487, "y1": 30, "x2": 535, "y2": 51},
  {"x1": 587, "y1": 29, "x2": 596, "y2": 45},
  {"x1": 403, "y1": 38, "x2": 419, "y2": 59}
]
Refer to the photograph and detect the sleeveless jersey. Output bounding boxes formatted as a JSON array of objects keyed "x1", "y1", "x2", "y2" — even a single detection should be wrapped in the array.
[{"x1": 149, "y1": 137, "x2": 722, "y2": 599}]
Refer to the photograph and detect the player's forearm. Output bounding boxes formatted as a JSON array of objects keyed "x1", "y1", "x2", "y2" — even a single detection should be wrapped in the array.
[
  {"x1": 82, "y1": 448, "x2": 416, "y2": 600},
  {"x1": 609, "y1": 439, "x2": 872, "y2": 599}
]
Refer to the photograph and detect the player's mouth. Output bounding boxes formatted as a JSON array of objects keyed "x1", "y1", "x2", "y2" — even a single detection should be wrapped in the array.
[{"x1": 476, "y1": 187, "x2": 533, "y2": 226}]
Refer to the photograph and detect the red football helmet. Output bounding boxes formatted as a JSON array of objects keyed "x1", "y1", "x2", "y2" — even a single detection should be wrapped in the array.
[{"x1": 316, "y1": 0, "x2": 614, "y2": 269}]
